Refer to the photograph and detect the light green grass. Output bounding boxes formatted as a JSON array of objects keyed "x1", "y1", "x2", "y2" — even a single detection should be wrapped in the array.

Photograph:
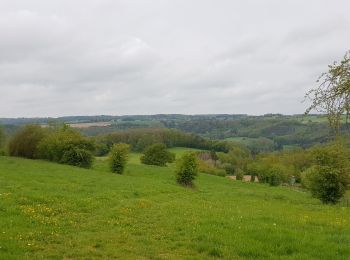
[
  {"x1": 225, "y1": 137, "x2": 258, "y2": 143},
  {"x1": 0, "y1": 149, "x2": 350, "y2": 259}
]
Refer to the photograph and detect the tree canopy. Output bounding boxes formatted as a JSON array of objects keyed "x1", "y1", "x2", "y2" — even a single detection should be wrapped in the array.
[{"x1": 305, "y1": 50, "x2": 350, "y2": 132}]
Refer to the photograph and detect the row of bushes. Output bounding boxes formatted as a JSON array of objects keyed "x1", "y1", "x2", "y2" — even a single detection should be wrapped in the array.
[
  {"x1": 245, "y1": 141, "x2": 350, "y2": 204},
  {"x1": 108, "y1": 142, "x2": 198, "y2": 187},
  {"x1": 5, "y1": 124, "x2": 198, "y2": 174},
  {"x1": 8, "y1": 125, "x2": 95, "y2": 168}
]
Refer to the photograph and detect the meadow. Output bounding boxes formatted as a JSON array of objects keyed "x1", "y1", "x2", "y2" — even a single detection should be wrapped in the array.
[{"x1": 0, "y1": 148, "x2": 349, "y2": 259}]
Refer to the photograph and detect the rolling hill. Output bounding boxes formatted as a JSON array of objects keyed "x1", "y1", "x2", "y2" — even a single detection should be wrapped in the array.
[{"x1": 0, "y1": 148, "x2": 349, "y2": 259}]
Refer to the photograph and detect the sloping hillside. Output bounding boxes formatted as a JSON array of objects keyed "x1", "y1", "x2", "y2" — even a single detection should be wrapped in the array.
[{"x1": 0, "y1": 150, "x2": 349, "y2": 259}]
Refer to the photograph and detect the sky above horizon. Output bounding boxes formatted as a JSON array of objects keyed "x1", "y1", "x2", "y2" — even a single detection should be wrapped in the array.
[{"x1": 0, "y1": 0, "x2": 350, "y2": 117}]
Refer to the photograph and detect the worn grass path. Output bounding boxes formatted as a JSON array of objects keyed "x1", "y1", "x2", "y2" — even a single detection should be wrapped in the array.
[{"x1": 0, "y1": 148, "x2": 349, "y2": 259}]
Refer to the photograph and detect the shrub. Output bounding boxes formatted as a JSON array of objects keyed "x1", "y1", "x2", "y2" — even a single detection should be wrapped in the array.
[
  {"x1": 61, "y1": 147, "x2": 94, "y2": 168},
  {"x1": 246, "y1": 162, "x2": 260, "y2": 182},
  {"x1": 140, "y1": 143, "x2": 175, "y2": 166},
  {"x1": 0, "y1": 126, "x2": 5, "y2": 155},
  {"x1": 109, "y1": 143, "x2": 130, "y2": 174},
  {"x1": 301, "y1": 166, "x2": 315, "y2": 189},
  {"x1": 197, "y1": 157, "x2": 225, "y2": 177},
  {"x1": 304, "y1": 166, "x2": 346, "y2": 204},
  {"x1": 235, "y1": 168, "x2": 244, "y2": 180},
  {"x1": 38, "y1": 126, "x2": 95, "y2": 168},
  {"x1": 302, "y1": 143, "x2": 350, "y2": 204},
  {"x1": 94, "y1": 142, "x2": 109, "y2": 156},
  {"x1": 266, "y1": 164, "x2": 288, "y2": 186},
  {"x1": 223, "y1": 163, "x2": 235, "y2": 175},
  {"x1": 176, "y1": 152, "x2": 198, "y2": 186},
  {"x1": 8, "y1": 125, "x2": 47, "y2": 159},
  {"x1": 0, "y1": 125, "x2": 5, "y2": 147},
  {"x1": 246, "y1": 160, "x2": 290, "y2": 186}
]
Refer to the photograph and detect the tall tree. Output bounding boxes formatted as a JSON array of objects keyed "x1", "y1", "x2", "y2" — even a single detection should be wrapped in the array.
[{"x1": 305, "y1": 50, "x2": 350, "y2": 132}]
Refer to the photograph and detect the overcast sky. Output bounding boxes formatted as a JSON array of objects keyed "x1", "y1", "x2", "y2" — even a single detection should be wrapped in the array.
[{"x1": 0, "y1": 0, "x2": 349, "y2": 117}]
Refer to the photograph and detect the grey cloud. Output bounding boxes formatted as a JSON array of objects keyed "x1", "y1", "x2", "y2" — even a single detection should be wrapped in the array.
[{"x1": 0, "y1": 0, "x2": 350, "y2": 117}]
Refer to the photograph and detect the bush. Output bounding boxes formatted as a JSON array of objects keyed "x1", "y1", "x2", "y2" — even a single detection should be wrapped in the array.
[
  {"x1": 109, "y1": 143, "x2": 130, "y2": 174},
  {"x1": 140, "y1": 143, "x2": 175, "y2": 166},
  {"x1": 302, "y1": 143, "x2": 350, "y2": 204},
  {"x1": 197, "y1": 157, "x2": 226, "y2": 177},
  {"x1": 61, "y1": 147, "x2": 94, "y2": 168},
  {"x1": 235, "y1": 168, "x2": 244, "y2": 180},
  {"x1": 246, "y1": 162, "x2": 260, "y2": 181},
  {"x1": 176, "y1": 152, "x2": 198, "y2": 186},
  {"x1": 94, "y1": 142, "x2": 109, "y2": 156},
  {"x1": 0, "y1": 125, "x2": 5, "y2": 148},
  {"x1": 246, "y1": 160, "x2": 290, "y2": 186},
  {"x1": 304, "y1": 166, "x2": 346, "y2": 204},
  {"x1": 301, "y1": 166, "x2": 315, "y2": 189},
  {"x1": 38, "y1": 126, "x2": 95, "y2": 168},
  {"x1": 264, "y1": 164, "x2": 288, "y2": 186},
  {"x1": 223, "y1": 163, "x2": 235, "y2": 175},
  {"x1": 8, "y1": 125, "x2": 47, "y2": 159}
]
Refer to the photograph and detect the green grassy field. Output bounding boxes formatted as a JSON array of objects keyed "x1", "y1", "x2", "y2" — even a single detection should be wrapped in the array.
[{"x1": 0, "y1": 148, "x2": 349, "y2": 259}]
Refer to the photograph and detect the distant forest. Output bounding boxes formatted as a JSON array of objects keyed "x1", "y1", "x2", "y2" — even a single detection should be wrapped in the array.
[{"x1": 0, "y1": 114, "x2": 345, "y2": 153}]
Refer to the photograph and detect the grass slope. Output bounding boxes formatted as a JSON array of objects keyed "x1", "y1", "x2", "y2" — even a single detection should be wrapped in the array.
[{"x1": 0, "y1": 148, "x2": 349, "y2": 259}]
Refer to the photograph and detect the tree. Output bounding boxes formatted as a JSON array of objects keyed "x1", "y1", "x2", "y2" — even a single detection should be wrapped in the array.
[
  {"x1": 109, "y1": 143, "x2": 130, "y2": 174},
  {"x1": 210, "y1": 150, "x2": 219, "y2": 165},
  {"x1": 0, "y1": 125, "x2": 4, "y2": 145},
  {"x1": 8, "y1": 125, "x2": 47, "y2": 159},
  {"x1": 217, "y1": 145, "x2": 252, "y2": 173},
  {"x1": 235, "y1": 168, "x2": 244, "y2": 181},
  {"x1": 0, "y1": 125, "x2": 5, "y2": 155},
  {"x1": 140, "y1": 143, "x2": 175, "y2": 166},
  {"x1": 176, "y1": 152, "x2": 198, "y2": 186},
  {"x1": 302, "y1": 143, "x2": 350, "y2": 204},
  {"x1": 305, "y1": 50, "x2": 350, "y2": 132},
  {"x1": 38, "y1": 126, "x2": 95, "y2": 168}
]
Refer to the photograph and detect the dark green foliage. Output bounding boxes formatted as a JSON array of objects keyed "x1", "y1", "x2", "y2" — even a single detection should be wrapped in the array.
[
  {"x1": 95, "y1": 128, "x2": 234, "y2": 153},
  {"x1": 0, "y1": 125, "x2": 5, "y2": 155},
  {"x1": 109, "y1": 143, "x2": 130, "y2": 174},
  {"x1": 1, "y1": 114, "x2": 339, "y2": 151},
  {"x1": 246, "y1": 162, "x2": 260, "y2": 181},
  {"x1": 38, "y1": 126, "x2": 95, "y2": 168},
  {"x1": 61, "y1": 147, "x2": 94, "y2": 168},
  {"x1": 246, "y1": 147, "x2": 313, "y2": 185},
  {"x1": 246, "y1": 160, "x2": 290, "y2": 186},
  {"x1": 163, "y1": 116, "x2": 332, "y2": 149},
  {"x1": 8, "y1": 125, "x2": 47, "y2": 159},
  {"x1": 265, "y1": 164, "x2": 288, "y2": 186},
  {"x1": 0, "y1": 125, "x2": 4, "y2": 146},
  {"x1": 140, "y1": 143, "x2": 175, "y2": 166},
  {"x1": 223, "y1": 163, "x2": 235, "y2": 175},
  {"x1": 235, "y1": 168, "x2": 244, "y2": 180},
  {"x1": 268, "y1": 165, "x2": 284, "y2": 186},
  {"x1": 94, "y1": 142, "x2": 109, "y2": 156},
  {"x1": 176, "y1": 152, "x2": 198, "y2": 186},
  {"x1": 302, "y1": 143, "x2": 350, "y2": 204},
  {"x1": 304, "y1": 166, "x2": 346, "y2": 204},
  {"x1": 217, "y1": 145, "x2": 252, "y2": 173}
]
